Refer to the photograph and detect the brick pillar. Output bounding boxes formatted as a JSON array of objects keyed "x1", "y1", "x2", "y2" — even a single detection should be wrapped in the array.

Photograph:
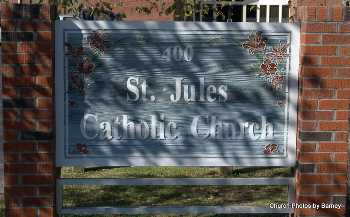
[
  {"x1": 1, "y1": 3, "x2": 57, "y2": 217},
  {"x1": 296, "y1": 0, "x2": 349, "y2": 216}
]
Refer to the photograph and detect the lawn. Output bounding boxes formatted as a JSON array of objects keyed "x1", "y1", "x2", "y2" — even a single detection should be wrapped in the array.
[
  {"x1": 61, "y1": 166, "x2": 292, "y2": 217},
  {"x1": 0, "y1": 199, "x2": 3, "y2": 217}
]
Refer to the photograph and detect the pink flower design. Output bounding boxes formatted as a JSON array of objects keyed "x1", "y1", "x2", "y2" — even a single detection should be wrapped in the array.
[
  {"x1": 260, "y1": 58, "x2": 278, "y2": 75},
  {"x1": 242, "y1": 32, "x2": 267, "y2": 55},
  {"x1": 76, "y1": 143, "x2": 89, "y2": 154},
  {"x1": 241, "y1": 33, "x2": 289, "y2": 93},
  {"x1": 87, "y1": 31, "x2": 106, "y2": 54},
  {"x1": 264, "y1": 144, "x2": 279, "y2": 155},
  {"x1": 271, "y1": 74, "x2": 284, "y2": 90},
  {"x1": 77, "y1": 58, "x2": 95, "y2": 75},
  {"x1": 70, "y1": 74, "x2": 84, "y2": 94},
  {"x1": 266, "y1": 42, "x2": 289, "y2": 63}
]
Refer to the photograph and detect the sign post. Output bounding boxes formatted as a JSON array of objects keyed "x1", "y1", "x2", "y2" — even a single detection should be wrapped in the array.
[{"x1": 55, "y1": 20, "x2": 299, "y2": 215}]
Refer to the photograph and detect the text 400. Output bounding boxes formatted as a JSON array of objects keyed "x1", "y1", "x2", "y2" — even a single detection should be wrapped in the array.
[{"x1": 162, "y1": 46, "x2": 194, "y2": 62}]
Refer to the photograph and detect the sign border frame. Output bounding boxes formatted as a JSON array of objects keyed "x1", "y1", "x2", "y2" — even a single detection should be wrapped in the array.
[{"x1": 55, "y1": 20, "x2": 299, "y2": 167}]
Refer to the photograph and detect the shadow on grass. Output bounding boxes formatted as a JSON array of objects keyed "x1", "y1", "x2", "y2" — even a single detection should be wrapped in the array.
[{"x1": 63, "y1": 185, "x2": 287, "y2": 207}]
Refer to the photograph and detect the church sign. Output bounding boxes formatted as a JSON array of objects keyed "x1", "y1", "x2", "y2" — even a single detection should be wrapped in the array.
[{"x1": 55, "y1": 21, "x2": 299, "y2": 167}]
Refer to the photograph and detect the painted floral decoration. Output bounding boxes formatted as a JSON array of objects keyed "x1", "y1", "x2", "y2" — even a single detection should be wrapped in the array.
[
  {"x1": 65, "y1": 40, "x2": 97, "y2": 96},
  {"x1": 65, "y1": 32, "x2": 106, "y2": 156},
  {"x1": 242, "y1": 32, "x2": 288, "y2": 154},
  {"x1": 271, "y1": 74, "x2": 284, "y2": 90},
  {"x1": 264, "y1": 143, "x2": 279, "y2": 155},
  {"x1": 76, "y1": 143, "x2": 89, "y2": 154},
  {"x1": 87, "y1": 31, "x2": 106, "y2": 55},
  {"x1": 260, "y1": 58, "x2": 278, "y2": 75},
  {"x1": 77, "y1": 58, "x2": 95, "y2": 75},
  {"x1": 266, "y1": 42, "x2": 290, "y2": 64},
  {"x1": 70, "y1": 74, "x2": 84, "y2": 94},
  {"x1": 65, "y1": 42, "x2": 84, "y2": 57},
  {"x1": 242, "y1": 31, "x2": 266, "y2": 55},
  {"x1": 242, "y1": 32, "x2": 289, "y2": 92}
]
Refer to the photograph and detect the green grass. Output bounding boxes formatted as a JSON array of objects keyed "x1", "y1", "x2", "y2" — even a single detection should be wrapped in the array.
[
  {"x1": 61, "y1": 167, "x2": 292, "y2": 179},
  {"x1": 61, "y1": 167, "x2": 291, "y2": 217},
  {"x1": 63, "y1": 185, "x2": 287, "y2": 207},
  {"x1": 0, "y1": 199, "x2": 3, "y2": 217}
]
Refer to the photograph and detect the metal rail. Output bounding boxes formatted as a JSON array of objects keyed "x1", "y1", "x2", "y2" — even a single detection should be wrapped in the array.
[{"x1": 195, "y1": 0, "x2": 289, "y2": 23}]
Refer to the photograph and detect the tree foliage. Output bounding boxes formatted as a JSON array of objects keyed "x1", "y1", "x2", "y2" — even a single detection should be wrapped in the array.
[
  {"x1": 51, "y1": 0, "x2": 125, "y2": 20},
  {"x1": 135, "y1": 0, "x2": 254, "y2": 21}
]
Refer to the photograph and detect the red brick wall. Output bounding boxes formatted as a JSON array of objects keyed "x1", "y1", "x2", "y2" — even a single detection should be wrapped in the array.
[
  {"x1": 1, "y1": 3, "x2": 56, "y2": 217},
  {"x1": 295, "y1": 0, "x2": 349, "y2": 216}
]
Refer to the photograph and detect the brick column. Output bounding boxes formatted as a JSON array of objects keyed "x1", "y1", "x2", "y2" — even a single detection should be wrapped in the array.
[
  {"x1": 1, "y1": 3, "x2": 57, "y2": 217},
  {"x1": 296, "y1": 0, "x2": 349, "y2": 216}
]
